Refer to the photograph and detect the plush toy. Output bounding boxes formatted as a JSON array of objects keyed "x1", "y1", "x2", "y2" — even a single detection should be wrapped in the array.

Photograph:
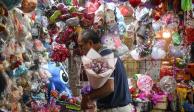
[
  {"x1": 42, "y1": 62, "x2": 72, "y2": 102},
  {"x1": 94, "y1": 2, "x2": 126, "y2": 35}
]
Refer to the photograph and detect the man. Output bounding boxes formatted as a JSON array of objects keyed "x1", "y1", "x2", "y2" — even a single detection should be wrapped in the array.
[{"x1": 79, "y1": 29, "x2": 133, "y2": 112}]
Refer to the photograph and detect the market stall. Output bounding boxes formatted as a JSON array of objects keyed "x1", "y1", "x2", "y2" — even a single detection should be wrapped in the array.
[{"x1": 0, "y1": 0, "x2": 193, "y2": 112}]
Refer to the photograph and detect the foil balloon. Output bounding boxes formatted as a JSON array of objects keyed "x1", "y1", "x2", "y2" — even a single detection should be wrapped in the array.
[
  {"x1": 130, "y1": 49, "x2": 141, "y2": 60},
  {"x1": 152, "y1": 20, "x2": 162, "y2": 32},
  {"x1": 159, "y1": 76, "x2": 176, "y2": 93},
  {"x1": 101, "y1": 34, "x2": 116, "y2": 50},
  {"x1": 169, "y1": 45, "x2": 186, "y2": 58},
  {"x1": 129, "y1": 0, "x2": 141, "y2": 8},
  {"x1": 172, "y1": 32, "x2": 182, "y2": 46},
  {"x1": 137, "y1": 75, "x2": 153, "y2": 93},
  {"x1": 151, "y1": 47, "x2": 166, "y2": 60}
]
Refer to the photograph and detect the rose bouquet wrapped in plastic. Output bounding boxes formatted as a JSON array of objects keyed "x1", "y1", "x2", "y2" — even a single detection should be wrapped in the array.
[{"x1": 81, "y1": 48, "x2": 117, "y2": 89}]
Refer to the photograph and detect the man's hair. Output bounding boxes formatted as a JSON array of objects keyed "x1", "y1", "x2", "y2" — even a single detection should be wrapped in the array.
[{"x1": 82, "y1": 29, "x2": 101, "y2": 44}]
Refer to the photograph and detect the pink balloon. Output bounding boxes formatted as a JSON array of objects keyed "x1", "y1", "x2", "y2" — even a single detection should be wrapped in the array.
[{"x1": 137, "y1": 75, "x2": 153, "y2": 92}]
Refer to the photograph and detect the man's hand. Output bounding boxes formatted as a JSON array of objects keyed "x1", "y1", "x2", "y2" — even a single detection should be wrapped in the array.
[
  {"x1": 81, "y1": 95, "x2": 95, "y2": 110},
  {"x1": 89, "y1": 79, "x2": 114, "y2": 100}
]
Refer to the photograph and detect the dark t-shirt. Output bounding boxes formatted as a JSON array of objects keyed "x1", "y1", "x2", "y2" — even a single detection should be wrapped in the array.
[{"x1": 97, "y1": 48, "x2": 132, "y2": 109}]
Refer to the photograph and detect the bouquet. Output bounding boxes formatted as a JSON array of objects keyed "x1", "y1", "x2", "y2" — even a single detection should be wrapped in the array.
[
  {"x1": 50, "y1": 43, "x2": 70, "y2": 62},
  {"x1": 81, "y1": 48, "x2": 117, "y2": 89}
]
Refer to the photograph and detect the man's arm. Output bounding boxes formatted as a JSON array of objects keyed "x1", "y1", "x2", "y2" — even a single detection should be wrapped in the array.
[{"x1": 88, "y1": 79, "x2": 114, "y2": 100}]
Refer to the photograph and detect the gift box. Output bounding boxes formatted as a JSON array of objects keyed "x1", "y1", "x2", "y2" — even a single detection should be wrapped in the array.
[{"x1": 153, "y1": 95, "x2": 167, "y2": 110}]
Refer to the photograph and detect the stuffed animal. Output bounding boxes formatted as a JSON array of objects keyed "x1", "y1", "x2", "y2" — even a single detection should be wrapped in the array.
[{"x1": 42, "y1": 62, "x2": 72, "y2": 102}]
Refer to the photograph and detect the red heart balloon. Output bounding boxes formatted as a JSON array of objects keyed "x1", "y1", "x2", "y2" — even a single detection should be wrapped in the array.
[{"x1": 128, "y1": 0, "x2": 141, "y2": 8}]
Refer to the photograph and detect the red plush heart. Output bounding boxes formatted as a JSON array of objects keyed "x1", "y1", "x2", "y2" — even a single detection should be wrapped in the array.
[{"x1": 128, "y1": 0, "x2": 141, "y2": 8}]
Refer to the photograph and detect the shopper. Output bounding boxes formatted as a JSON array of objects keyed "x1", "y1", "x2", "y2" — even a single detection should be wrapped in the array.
[{"x1": 79, "y1": 29, "x2": 133, "y2": 112}]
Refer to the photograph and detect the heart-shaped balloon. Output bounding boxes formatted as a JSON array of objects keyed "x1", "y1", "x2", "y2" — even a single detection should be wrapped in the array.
[{"x1": 129, "y1": 0, "x2": 141, "y2": 8}]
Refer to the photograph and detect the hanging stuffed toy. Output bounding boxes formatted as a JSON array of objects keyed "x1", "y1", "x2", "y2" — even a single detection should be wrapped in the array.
[
  {"x1": 101, "y1": 34, "x2": 129, "y2": 56},
  {"x1": 94, "y1": 2, "x2": 126, "y2": 35},
  {"x1": 85, "y1": 0, "x2": 100, "y2": 14},
  {"x1": 21, "y1": 0, "x2": 37, "y2": 13},
  {"x1": 42, "y1": 62, "x2": 72, "y2": 102}
]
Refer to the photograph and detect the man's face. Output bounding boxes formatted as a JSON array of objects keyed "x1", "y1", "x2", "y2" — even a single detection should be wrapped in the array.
[{"x1": 78, "y1": 38, "x2": 93, "y2": 55}]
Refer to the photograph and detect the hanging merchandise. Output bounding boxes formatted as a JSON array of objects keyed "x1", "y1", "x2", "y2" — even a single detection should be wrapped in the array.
[
  {"x1": 129, "y1": 0, "x2": 141, "y2": 8},
  {"x1": 21, "y1": 0, "x2": 37, "y2": 13},
  {"x1": 137, "y1": 74, "x2": 153, "y2": 94},
  {"x1": 119, "y1": 4, "x2": 133, "y2": 17},
  {"x1": 66, "y1": 0, "x2": 72, "y2": 5},
  {"x1": 0, "y1": 0, "x2": 22, "y2": 10},
  {"x1": 135, "y1": 6, "x2": 150, "y2": 21},
  {"x1": 151, "y1": 0, "x2": 162, "y2": 6},
  {"x1": 85, "y1": 0, "x2": 100, "y2": 14},
  {"x1": 172, "y1": 32, "x2": 182, "y2": 46},
  {"x1": 94, "y1": 2, "x2": 126, "y2": 35},
  {"x1": 152, "y1": 20, "x2": 162, "y2": 32},
  {"x1": 130, "y1": 44, "x2": 152, "y2": 60},
  {"x1": 42, "y1": 62, "x2": 72, "y2": 100},
  {"x1": 169, "y1": 45, "x2": 188, "y2": 58},
  {"x1": 159, "y1": 76, "x2": 177, "y2": 93},
  {"x1": 185, "y1": 27, "x2": 194, "y2": 43},
  {"x1": 181, "y1": 0, "x2": 192, "y2": 11},
  {"x1": 151, "y1": 40, "x2": 166, "y2": 60},
  {"x1": 50, "y1": 43, "x2": 70, "y2": 63}
]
